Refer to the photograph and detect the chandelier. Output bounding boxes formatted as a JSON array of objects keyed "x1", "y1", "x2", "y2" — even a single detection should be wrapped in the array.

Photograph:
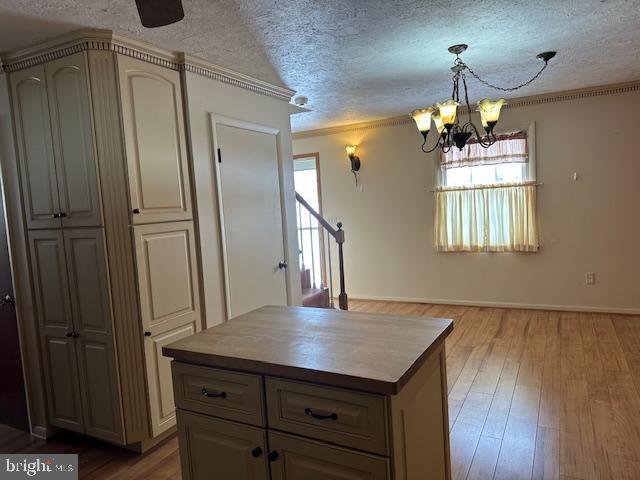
[{"x1": 411, "y1": 44, "x2": 556, "y2": 153}]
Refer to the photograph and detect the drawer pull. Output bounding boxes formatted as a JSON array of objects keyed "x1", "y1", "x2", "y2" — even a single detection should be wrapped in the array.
[
  {"x1": 251, "y1": 447, "x2": 263, "y2": 458},
  {"x1": 305, "y1": 407, "x2": 338, "y2": 421},
  {"x1": 267, "y1": 451, "x2": 279, "y2": 462},
  {"x1": 201, "y1": 387, "x2": 227, "y2": 399}
]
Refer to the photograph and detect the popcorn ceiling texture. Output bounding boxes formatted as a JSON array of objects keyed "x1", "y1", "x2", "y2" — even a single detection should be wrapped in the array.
[{"x1": 1, "y1": 0, "x2": 639, "y2": 131}]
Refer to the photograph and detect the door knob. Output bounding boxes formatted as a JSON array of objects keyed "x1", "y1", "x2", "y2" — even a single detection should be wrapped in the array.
[
  {"x1": 0, "y1": 294, "x2": 15, "y2": 306},
  {"x1": 278, "y1": 260, "x2": 288, "y2": 269}
]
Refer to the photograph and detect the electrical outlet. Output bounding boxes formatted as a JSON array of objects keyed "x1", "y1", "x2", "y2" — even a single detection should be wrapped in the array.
[{"x1": 585, "y1": 272, "x2": 596, "y2": 285}]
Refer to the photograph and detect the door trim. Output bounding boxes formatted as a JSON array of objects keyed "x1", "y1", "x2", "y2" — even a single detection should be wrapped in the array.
[{"x1": 209, "y1": 114, "x2": 287, "y2": 320}]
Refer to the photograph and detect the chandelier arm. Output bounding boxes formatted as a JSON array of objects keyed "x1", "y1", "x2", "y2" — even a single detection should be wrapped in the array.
[
  {"x1": 465, "y1": 61, "x2": 549, "y2": 92},
  {"x1": 421, "y1": 131, "x2": 446, "y2": 153},
  {"x1": 468, "y1": 121, "x2": 494, "y2": 148}
]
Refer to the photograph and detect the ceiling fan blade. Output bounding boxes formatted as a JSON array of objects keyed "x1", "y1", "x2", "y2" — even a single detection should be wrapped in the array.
[{"x1": 135, "y1": 0, "x2": 184, "y2": 28}]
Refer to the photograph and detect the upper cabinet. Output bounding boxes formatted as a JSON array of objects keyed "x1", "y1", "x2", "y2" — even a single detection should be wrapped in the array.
[
  {"x1": 46, "y1": 53, "x2": 103, "y2": 228},
  {"x1": 11, "y1": 65, "x2": 61, "y2": 229},
  {"x1": 11, "y1": 53, "x2": 103, "y2": 229},
  {"x1": 117, "y1": 56, "x2": 192, "y2": 224}
]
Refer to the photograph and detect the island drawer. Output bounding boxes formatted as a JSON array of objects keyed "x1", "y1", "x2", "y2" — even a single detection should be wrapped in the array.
[
  {"x1": 172, "y1": 362, "x2": 265, "y2": 426},
  {"x1": 265, "y1": 377, "x2": 388, "y2": 455}
]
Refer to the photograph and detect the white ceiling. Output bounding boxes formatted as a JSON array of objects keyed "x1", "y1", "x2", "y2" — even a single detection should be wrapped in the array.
[{"x1": 1, "y1": 0, "x2": 640, "y2": 132}]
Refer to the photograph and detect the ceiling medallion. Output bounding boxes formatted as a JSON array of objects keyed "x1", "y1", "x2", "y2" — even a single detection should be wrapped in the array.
[{"x1": 411, "y1": 44, "x2": 556, "y2": 153}]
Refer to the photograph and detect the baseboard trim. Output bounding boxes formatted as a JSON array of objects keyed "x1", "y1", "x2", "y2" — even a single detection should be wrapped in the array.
[
  {"x1": 349, "y1": 294, "x2": 640, "y2": 315},
  {"x1": 31, "y1": 425, "x2": 49, "y2": 440}
]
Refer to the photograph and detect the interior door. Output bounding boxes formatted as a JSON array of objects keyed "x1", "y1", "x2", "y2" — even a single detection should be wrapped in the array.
[
  {"x1": 215, "y1": 121, "x2": 287, "y2": 319},
  {"x1": 63, "y1": 228, "x2": 123, "y2": 443},
  {"x1": 177, "y1": 410, "x2": 269, "y2": 480},
  {"x1": 0, "y1": 188, "x2": 29, "y2": 431},
  {"x1": 10, "y1": 64, "x2": 62, "y2": 229},
  {"x1": 46, "y1": 52, "x2": 103, "y2": 228},
  {"x1": 28, "y1": 229, "x2": 84, "y2": 432}
]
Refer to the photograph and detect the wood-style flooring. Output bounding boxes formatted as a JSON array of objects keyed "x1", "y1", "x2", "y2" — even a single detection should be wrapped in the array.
[{"x1": 2, "y1": 300, "x2": 640, "y2": 479}]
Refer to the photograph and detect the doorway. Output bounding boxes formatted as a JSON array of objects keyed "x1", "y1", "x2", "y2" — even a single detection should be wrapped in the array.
[
  {"x1": 0, "y1": 181, "x2": 29, "y2": 431},
  {"x1": 211, "y1": 115, "x2": 289, "y2": 320},
  {"x1": 293, "y1": 153, "x2": 326, "y2": 289}
]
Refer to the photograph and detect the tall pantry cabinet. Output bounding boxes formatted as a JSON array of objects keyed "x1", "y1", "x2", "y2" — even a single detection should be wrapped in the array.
[{"x1": 9, "y1": 46, "x2": 202, "y2": 447}]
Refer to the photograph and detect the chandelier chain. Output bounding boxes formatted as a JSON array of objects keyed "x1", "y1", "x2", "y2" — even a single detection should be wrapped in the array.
[{"x1": 463, "y1": 61, "x2": 550, "y2": 92}]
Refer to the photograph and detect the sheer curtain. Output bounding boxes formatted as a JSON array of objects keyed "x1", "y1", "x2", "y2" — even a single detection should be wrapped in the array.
[{"x1": 434, "y1": 131, "x2": 539, "y2": 252}]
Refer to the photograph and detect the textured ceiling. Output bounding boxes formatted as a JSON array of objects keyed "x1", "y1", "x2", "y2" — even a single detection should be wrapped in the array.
[{"x1": 1, "y1": 0, "x2": 640, "y2": 132}]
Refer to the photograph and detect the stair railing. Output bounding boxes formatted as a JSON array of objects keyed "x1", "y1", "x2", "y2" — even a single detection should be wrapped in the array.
[{"x1": 295, "y1": 192, "x2": 348, "y2": 310}]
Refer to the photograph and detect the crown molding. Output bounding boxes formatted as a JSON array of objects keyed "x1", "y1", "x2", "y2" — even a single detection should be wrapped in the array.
[
  {"x1": 0, "y1": 29, "x2": 294, "y2": 101},
  {"x1": 180, "y1": 54, "x2": 294, "y2": 101},
  {"x1": 293, "y1": 80, "x2": 640, "y2": 139}
]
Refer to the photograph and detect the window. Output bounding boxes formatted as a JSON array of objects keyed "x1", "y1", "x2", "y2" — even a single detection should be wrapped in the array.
[{"x1": 434, "y1": 128, "x2": 539, "y2": 252}]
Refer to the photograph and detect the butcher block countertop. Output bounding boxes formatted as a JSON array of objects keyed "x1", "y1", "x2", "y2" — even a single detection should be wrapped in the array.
[{"x1": 162, "y1": 305, "x2": 453, "y2": 395}]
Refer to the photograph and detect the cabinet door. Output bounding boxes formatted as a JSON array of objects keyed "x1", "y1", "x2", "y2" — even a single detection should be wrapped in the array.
[
  {"x1": 177, "y1": 410, "x2": 268, "y2": 480},
  {"x1": 268, "y1": 431, "x2": 390, "y2": 480},
  {"x1": 11, "y1": 65, "x2": 61, "y2": 229},
  {"x1": 146, "y1": 323, "x2": 196, "y2": 437},
  {"x1": 28, "y1": 230, "x2": 84, "y2": 432},
  {"x1": 134, "y1": 221, "x2": 201, "y2": 335},
  {"x1": 117, "y1": 55, "x2": 192, "y2": 224},
  {"x1": 46, "y1": 52, "x2": 103, "y2": 228},
  {"x1": 133, "y1": 221, "x2": 202, "y2": 436},
  {"x1": 64, "y1": 228, "x2": 123, "y2": 443}
]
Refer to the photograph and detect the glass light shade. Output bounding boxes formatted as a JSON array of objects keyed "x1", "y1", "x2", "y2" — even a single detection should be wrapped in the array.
[
  {"x1": 411, "y1": 107, "x2": 435, "y2": 133},
  {"x1": 435, "y1": 99, "x2": 459, "y2": 127},
  {"x1": 432, "y1": 113, "x2": 445, "y2": 134},
  {"x1": 477, "y1": 98, "x2": 506, "y2": 128},
  {"x1": 345, "y1": 145, "x2": 357, "y2": 156}
]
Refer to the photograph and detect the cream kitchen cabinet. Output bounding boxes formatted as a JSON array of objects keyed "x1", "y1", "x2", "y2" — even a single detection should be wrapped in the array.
[
  {"x1": 165, "y1": 306, "x2": 454, "y2": 480},
  {"x1": 28, "y1": 228, "x2": 123, "y2": 442},
  {"x1": 133, "y1": 221, "x2": 202, "y2": 437},
  {"x1": 11, "y1": 53, "x2": 102, "y2": 230},
  {"x1": 117, "y1": 56, "x2": 193, "y2": 224},
  {"x1": 7, "y1": 34, "x2": 202, "y2": 449}
]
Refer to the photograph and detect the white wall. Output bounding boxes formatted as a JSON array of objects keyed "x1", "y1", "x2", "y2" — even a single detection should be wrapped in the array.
[
  {"x1": 293, "y1": 89, "x2": 640, "y2": 313},
  {"x1": 184, "y1": 72, "x2": 302, "y2": 327}
]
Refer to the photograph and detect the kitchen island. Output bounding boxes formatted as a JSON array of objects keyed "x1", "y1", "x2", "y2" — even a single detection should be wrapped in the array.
[{"x1": 163, "y1": 305, "x2": 453, "y2": 480}]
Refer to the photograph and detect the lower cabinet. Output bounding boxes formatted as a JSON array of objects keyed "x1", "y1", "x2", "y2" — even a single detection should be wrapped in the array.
[
  {"x1": 29, "y1": 228, "x2": 124, "y2": 443},
  {"x1": 177, "y1": 410, "x2": 269, "y2": 480},
  {"x1": 268, "y1": 432, "x2": 390, "y2": 480}
]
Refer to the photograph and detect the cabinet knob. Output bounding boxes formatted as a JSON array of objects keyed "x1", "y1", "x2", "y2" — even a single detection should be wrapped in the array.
[
  {"x1": 278, "y1": 260, "x2": 288, "y2": 269},
  {"x1": 52, "y1": 213, "x2": 61, "y2": 219},
  {"x1": 144, "y1": 331, "x2": 152, "y2": 337},
  {"x1": 132, "y1": 208, "x2": 141, "y2": 214},
  {"x1": 65, "y1": 331, "x2": 73, "y2": 338},
  {"x1": 251, "y1": 447, "x2": 263, "y2": 458},
  {"x1": 72, "y1": 332, "x2": 80, "y2": 338},
  {"x1": 59, "y1": 212, "x2": 67, "y2": 218},
  {"x1": 267, "y1": 451, "x2": 279, "y2": 462}
]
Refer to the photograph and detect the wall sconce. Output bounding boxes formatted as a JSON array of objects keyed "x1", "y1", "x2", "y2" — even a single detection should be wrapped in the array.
[{"x1": 345, "y1": 145, "x2": 361, "y2": 185}]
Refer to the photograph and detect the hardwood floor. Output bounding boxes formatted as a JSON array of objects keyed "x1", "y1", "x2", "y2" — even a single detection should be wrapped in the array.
[
  {"x1": 350, "y1": 300, "x2": 640, "y2": 480},
  {"x1": 2, "y1": 300, "x2": 639, "y2": 479}
]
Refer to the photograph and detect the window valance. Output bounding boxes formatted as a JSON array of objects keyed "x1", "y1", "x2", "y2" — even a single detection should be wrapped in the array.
[{"x1": 440, "y1": 131, "x2": 528, "y2": 169}]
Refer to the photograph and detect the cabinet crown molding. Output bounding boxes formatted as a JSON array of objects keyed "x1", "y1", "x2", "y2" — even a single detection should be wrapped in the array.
[{"x1": 0, "y1": 29, "x2": 295, "y2": 101}]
